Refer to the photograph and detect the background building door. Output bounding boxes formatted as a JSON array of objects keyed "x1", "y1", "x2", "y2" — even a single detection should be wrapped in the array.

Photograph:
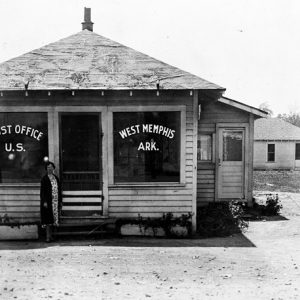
[{"x1": 217, "y1": 128, "x2": 245, "y2": 199}]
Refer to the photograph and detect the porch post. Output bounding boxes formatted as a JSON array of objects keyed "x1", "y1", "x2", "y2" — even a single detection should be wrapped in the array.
[
  {"x1": 192, "y1": 90, "x2": 198, "y2": 232},
  {"x1": 102, "y1": 107, "x2": 109, "y2": 216},
  {"x1": 248, "y1": 114, "x2": 255, "y2": 207}
]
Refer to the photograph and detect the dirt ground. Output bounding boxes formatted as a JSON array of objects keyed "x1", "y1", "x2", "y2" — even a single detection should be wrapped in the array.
[
  {"x1": 253, "y1": 170, "x2": 300, "y2": 192},
  {"x1": 1, "y1": 192, "x2": 300, "y2": 300}
]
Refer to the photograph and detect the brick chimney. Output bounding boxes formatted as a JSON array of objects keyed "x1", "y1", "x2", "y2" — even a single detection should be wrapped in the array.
[{"x1": 82, "y1": 7, "x2": 93, "y2": 31}]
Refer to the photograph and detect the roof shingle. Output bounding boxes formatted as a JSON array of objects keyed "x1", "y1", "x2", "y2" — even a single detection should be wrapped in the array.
[
  {"x1": 254, "y1": 118, "x2": 300, "y2": 140},
  {"x1": 0, "y1": 30, "x2": 224, "y2": 91}
]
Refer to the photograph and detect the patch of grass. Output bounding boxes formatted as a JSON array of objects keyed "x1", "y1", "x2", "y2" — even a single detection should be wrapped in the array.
[{"x1": 253, "y1": 170, "x2": 300, "y2": 192}]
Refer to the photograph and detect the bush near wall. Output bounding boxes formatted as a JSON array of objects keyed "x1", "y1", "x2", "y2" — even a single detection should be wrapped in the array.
[
  {"x1": 197, "y1": 201, "x2": 249, "y2": 237},
  {"x1": 116, "y1": 213, "x2": 193, "y2": 238},
  {"x1": 251, "y1": 194, "x2": 283, "y2": 216}
]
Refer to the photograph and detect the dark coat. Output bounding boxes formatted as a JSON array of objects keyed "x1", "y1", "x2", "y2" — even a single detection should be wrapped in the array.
[{"x1": 40, "y1": 174, "x2": 62, "y2": 225}]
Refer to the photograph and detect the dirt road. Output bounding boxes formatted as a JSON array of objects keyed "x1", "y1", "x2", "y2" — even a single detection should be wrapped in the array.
[{"x1": 1, "y1": 192, "x2": 300, "y2": 300}]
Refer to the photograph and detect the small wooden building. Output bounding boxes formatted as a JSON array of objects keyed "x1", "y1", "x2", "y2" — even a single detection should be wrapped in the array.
[
  {"x1": 0, "y1": 9, "x2": 266, "y2": 236},
  {"x1": 254, "y1": 118, "x2": 300, "y2": 170}
]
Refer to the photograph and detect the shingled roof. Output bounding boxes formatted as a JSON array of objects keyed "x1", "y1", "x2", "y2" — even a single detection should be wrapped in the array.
[
  {"x1": 0, "y1": 30, "x2": 224, "y2": 91},
  {"x1": 254, "y1": 118, "x2": 300, "y2": 140}
]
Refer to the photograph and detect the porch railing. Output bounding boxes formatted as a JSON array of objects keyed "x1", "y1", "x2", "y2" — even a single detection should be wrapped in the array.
[{"x1": 62, "y1": 171, "x2": 102, "y2": 191}]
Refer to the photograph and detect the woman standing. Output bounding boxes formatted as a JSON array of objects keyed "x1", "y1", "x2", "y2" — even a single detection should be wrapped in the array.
[{"x1": 40, "y1": 161, "x2": 62, "y2": 242}]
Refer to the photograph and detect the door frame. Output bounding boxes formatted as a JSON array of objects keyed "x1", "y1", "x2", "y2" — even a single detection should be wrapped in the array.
[
  {"x1": 215, "y1": 123, "x2": 249, "y2": 201},
  {"x1": 59, "y1": 112, "x2": 102, "y2": 191},
  {"x1": 52, "y1": 106, "x2": 109, "y2": 216}
]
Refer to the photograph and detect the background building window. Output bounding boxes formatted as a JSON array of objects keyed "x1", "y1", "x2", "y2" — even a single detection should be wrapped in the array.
[
  {"x1": 197, "y1": 135, "x2": 212, "y2": 161},
  {"x1": 296, "y1": 143, "x2": 300, "y2": 160},
  {"x1": 113, "y1": 112, "x2": 180, "y2": 182},
  {"x1": 267, "y1": 144, "x2": 275, "y2": 162},
  {"x1": 0, "y1": 113, "x2": 48, "y2": 183}
]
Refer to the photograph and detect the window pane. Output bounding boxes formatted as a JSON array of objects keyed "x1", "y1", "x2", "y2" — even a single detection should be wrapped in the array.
[
  {"x1": 267, "y1": 144, "x2": 275, "y2": 162},
  {"x1": 198, "y1": 135, "x2": 212, "y2": 161},
  {"x1": 223, "y1": 131, "x2": 243, "y2": 161},
  {"x1": 296, "y1": 144, "x2": 300, "y2": 160},
  {"x1": 268, "y1": 152, "x2": 275, "y2": 162},
  {"x1": 113, "y1": 112, "x2": 180, "y2": 182},
  {"x1": 0, "y1": 113, "x2": 48, "y2": 183},
  {"x1": 268, "y1": 144, "x2": 275, "y2": 153}
]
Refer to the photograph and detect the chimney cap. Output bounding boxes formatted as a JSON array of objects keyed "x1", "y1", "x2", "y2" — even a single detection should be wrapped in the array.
[{"x1": 82, "y1": 7, "x2": 94, "y2": 32}]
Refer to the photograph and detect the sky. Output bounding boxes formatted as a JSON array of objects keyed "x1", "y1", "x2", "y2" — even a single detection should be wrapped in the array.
[{"x1": 0, "y1": 0, "x2": 299, "y2": 116}]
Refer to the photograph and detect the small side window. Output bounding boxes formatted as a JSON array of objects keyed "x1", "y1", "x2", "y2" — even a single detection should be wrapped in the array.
[
  {"x1": 267, "y1": 144, "x2": 275, "y2": 162},
  {"x1": 197, "y1": 134, "x2": 212, "y2": 161}
]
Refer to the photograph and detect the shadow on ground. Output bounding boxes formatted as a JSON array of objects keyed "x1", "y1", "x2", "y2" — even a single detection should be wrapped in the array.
[
  {"x1": 0, "y1": 232, "x2": 256, "y2": 250},
  {"x1": 244, "y1": 214, "x2": 289, "y2": 222}
]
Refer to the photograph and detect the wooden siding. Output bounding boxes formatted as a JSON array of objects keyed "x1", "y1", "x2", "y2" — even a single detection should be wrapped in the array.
[
  {"x1": 197, "y1": 100, "x2": 251, "y2": 204},
  {"x1": 0, "y1": 186, "x2": 40, "y2": 223},
  {"x1": 254, "y1": 140, "x2": 297, "y2": 170},
  {"x1": 197, "y1": 164, "x2": 215, "y2": 202},
  {"x1": 108, "y1": 96, "x2": 195, "y2": 220}
]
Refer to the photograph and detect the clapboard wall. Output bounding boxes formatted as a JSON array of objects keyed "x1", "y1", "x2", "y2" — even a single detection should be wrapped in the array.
[
  {"x1": 0, "y1": 186, "x2": 40, "y2": 224},
  {"x1": 197, "y1": 100, "x2": 251, "y2": 204}
]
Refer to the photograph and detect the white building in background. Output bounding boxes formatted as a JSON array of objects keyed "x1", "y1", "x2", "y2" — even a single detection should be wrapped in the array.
[{"x1": 254, "y1": 118, "x2": 300, "y2": 170}]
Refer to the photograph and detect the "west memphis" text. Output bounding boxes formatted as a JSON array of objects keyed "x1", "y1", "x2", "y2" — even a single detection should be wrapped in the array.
[{"x1": 119, "y1": 124, "x2": 175, "y2": 139}]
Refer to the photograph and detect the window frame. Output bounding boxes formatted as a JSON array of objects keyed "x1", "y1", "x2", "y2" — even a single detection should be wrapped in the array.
[
  {"x1": 0, "y1": 106, "x2": 52, "y2": 186},
  {"x1": 296, "y1": 143, "x2": 300, "y2": 160},
  {"x1": 108, "y1": 105, "x2": 186, "y2": 186},
  {"x1": 267, "y1": 143, "x2": 275, "y2": 162}
]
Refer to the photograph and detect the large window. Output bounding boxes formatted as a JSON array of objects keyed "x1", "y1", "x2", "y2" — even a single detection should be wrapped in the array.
[
  {"x1": 267, "y1": 144, "x2": 275, "y2": 162},
  {"x1": 0, "y1": 113, "x2": 48, "y2": 183},
  {"x1": 113, "y1": 112, "x2": 180, "y2": 182},
  {"x1": 296, "y1": 143, "x2": 300, "y2": 160}
]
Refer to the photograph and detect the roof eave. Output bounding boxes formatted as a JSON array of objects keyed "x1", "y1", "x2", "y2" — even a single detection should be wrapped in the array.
[{"x1": 218, "y1": 96, "x2": 268, "y2": 118}]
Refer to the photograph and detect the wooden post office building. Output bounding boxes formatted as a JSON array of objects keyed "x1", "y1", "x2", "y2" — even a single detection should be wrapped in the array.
[{"x1": 0, "y1": 9, "x2": 266, "y2": 234}]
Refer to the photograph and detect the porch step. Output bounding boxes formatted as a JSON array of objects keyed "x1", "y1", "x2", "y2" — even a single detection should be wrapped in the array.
[
  {"x1": 61, "y1": 190, "x2": 103, "y2": 218},
  {"x1": 60, "y1": 216, "x2": 111, "y2": 224},
  {"x1": 54, "y1": 230, "x2": 108, "y2": 237},
  {"x1": 54, "y1": 217, "x2": 117, "y2": 238}
]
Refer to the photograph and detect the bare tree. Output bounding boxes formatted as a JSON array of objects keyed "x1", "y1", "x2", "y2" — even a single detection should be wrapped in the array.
[
  {"x1": 277, "y1": 112, "x2": 300, "y2": 128},
  {"x1": 259, "y1": 102, "x2": 273, "y2": 117}
]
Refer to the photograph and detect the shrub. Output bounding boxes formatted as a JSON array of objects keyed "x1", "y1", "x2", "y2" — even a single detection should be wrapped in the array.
[
  {"x1": 116, "y1": 212, "x2": 193, "y2": 237},
  {"x1": 264, "y1": 194, "x2": 282, "y2": 215},
  {"x1": 252, "y1": 193, "x2": 282, "y2": 216},
  {"x1": 161, "y1": 212, "x2": 193, "y2": 237},
  {"x1": 197, "y1": 201, "x2": 248, "y2": 237}
]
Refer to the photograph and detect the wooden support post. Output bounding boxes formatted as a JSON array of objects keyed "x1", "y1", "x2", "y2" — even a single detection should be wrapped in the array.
[
  {"x1": 102, "y1": 107, "x2": 109, "y2": 216},
  {"x1": 248, "y1": 114, "x2": 255, "y2": 207},
  {"x1": 192, "y1": 90, "x2": 198, "y2": 233}
]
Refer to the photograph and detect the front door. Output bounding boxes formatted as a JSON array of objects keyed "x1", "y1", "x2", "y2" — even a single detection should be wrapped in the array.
[
  {"x1": 217, "y1": 128, "x2": 245, "y2": 199},
  {"x1": 60, "y1": 113, "x2": 103, "y2": 217}
]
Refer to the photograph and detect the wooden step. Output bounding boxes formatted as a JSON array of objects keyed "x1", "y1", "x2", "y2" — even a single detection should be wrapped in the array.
[
  {"x1": 54, "y1": 230, "x2": 107, "y2": 236},
  {"x1": 54, "y1": 217, "x2": 117, "y2": 238},
  {"x1": 60, "y1": 216, "x2": 113, "y2": 225}
]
